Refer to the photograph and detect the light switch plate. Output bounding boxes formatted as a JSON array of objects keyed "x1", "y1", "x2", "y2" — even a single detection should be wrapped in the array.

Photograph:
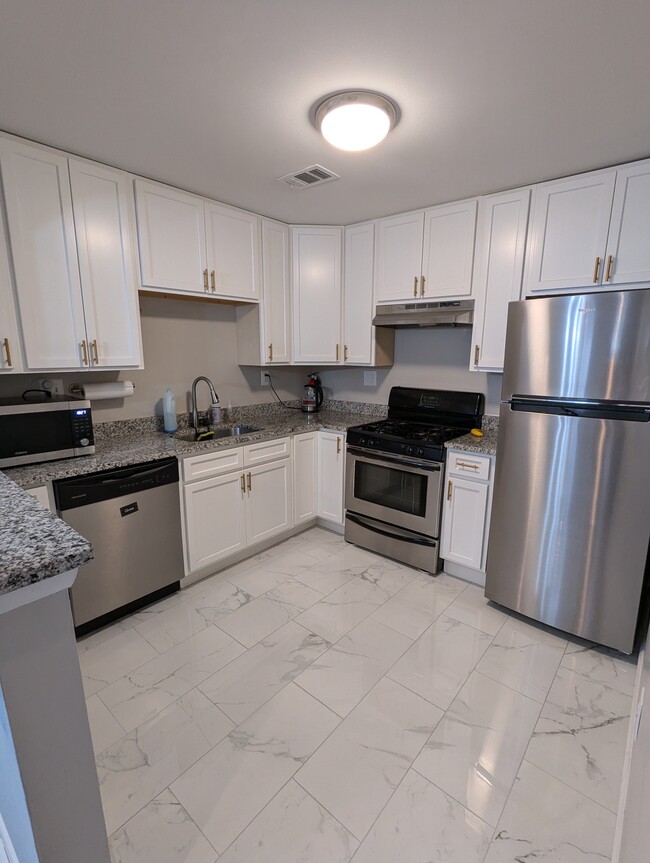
[{"x1": 363, "y1": 371, "x2": 377, "y2": 386}]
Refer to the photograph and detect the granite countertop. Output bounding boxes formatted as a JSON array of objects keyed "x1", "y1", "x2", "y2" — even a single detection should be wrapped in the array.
[
  {"x1": 445, "y1": 415, "x2": 499, "y2": 456},
  {"x1": 0, "y1": 473, "x2": 93, "y2": 597}
]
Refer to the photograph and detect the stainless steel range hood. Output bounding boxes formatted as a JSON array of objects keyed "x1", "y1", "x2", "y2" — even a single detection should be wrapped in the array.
[{"x1": 373, "y1": 300, "x2": 474, "y2": 328}]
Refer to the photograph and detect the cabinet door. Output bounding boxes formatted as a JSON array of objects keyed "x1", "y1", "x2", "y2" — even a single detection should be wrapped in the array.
[
  {"x1": 440, "y1": 476, "x2": 489, "y2": 570},
  {"x1": 292, "y1": 226, "x2": 342, "y2": 364},
  {"x1": 421, "y1": 200, "x2": 478, "y2": 299},
  {"x1": 183, "y1": 472, "x2": 247, "y2": 572},
  {"x1": 69, "y1": 160, "x2": 143, "y2": 368},
  {"x1": 343, "y1": 222, "x2": 375, "y2": 364},
  {"x1": 262, "y1": 219, "x2": 291, "y2": 363},
  {"x1": 0, "y1": 139, "x2": 87, "y2": 369},
  {"x1": 471, "y1": 189, "x2": 530, "y2": 372},
  {"x1": 318, "y1": 431, "x2": 346, "y2": 524},
  {"x1": 605, "y1": 161, "x2": 650, "y2": 286},
  {"x1": 245, "y1": 459, "x2": 293, "y2": 544},
  {"x1": 524, "y1": 171, "x2": 616, "y2": 294},
  {"x1": 134, "y1": 179, "x2": 206, "y2": 294},
  {"x1": 293, "y1": 432, "x2": 318, "y2": 524},
  {"x1": 0, "y1": 203, "x2": 23, "y2": 373},
  {"x1": 374, "y1": 211, "x2": 424, "y2": 302},
  {"x1": 205, "y1": 202, "x2": 260, "y2": 300}
]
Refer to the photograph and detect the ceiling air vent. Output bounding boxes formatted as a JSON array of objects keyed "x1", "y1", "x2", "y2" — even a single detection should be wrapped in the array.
[{"x1": 276, "y1": 164, "x2": 340, "y2": 190}]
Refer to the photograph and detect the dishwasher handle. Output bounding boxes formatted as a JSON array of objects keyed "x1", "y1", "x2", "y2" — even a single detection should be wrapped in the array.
[{"x1": 55, "y1": 457, "x2": 179, "y2": 511}]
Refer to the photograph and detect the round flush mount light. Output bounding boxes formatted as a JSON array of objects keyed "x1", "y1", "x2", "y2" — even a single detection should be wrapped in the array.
[{"x1": 312, "y1": 90, "x2": 400, "y2": 152}]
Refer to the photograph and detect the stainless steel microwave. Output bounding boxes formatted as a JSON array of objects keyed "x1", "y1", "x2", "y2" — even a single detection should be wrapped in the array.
[{"x1": 0, "y1": 397, "x2": 95, "y2": 467}]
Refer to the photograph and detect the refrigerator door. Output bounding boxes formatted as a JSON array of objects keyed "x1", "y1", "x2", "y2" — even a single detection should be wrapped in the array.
[
  {"x1": 501, "y1": 289, "x2": 650, "y2": 403},
  {"x1": 485, "y1": 405, "x2": 650, "y2": 653}
]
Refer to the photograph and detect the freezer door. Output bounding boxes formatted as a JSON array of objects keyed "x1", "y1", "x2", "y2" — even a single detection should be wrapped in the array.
[
  {"x1": 501, "y1": 289, "x2": 650, "y2": 403},
  {"x1": 485, "y1": 405, "x2": 650, "y2": 652}
]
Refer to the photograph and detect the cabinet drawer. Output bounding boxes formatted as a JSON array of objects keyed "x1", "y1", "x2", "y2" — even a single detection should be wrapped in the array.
[
  {"x1": 182, "y1": 446, "x2": 244, "y2": 482},
  {"x1": 447, "y1": 451, "x2": 491, "y2": 480},
  {"x1": 244, "y1": 436, "x2": 290, "y2": 466}
]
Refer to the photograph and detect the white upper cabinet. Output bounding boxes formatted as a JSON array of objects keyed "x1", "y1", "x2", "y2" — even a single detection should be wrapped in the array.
[
  {"x1": 471, "y1": 189, "x2": 530, "y2": 372},
  {"x1": 421, "y1": 199, "x2": 478, "y2": 299},
  {"x1": 374, "y1": 211, "x2": 424, "y2": 302},
  {"x1": 292, "y1": 226, "x2": 342, "y2": 364},
  {"x1": 69, "y1": 160, "x2": 142, "y2": 368},
  {"x1": 344, "y1": 222, "x2": 380, "y2": 365},
  {"x1": 605, "y1": 161, "x2": 650, "y2": 285},
  {"x1": 0, "y1": 203, "x2": 23, "y2": 373},
  {"x1": 135, "y1": 179, "x2": 206, "y2": 293},
  {"x1": 134, "y1": 178, "x2": 260, "y2": 301}
]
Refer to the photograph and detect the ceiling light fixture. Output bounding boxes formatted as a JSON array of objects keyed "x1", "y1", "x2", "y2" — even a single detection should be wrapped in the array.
[{"x1": 313, "y1": 90, "x2": 399, "y2": 152}]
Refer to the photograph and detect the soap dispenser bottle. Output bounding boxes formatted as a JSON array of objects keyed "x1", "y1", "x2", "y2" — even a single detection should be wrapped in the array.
[{"x1": 163, "y1": 388, "x2": 177, "y2": 434}]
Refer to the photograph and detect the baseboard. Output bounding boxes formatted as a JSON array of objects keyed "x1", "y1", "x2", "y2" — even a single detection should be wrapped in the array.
[{"x1": 442, "y1": 560, "x2": 486, "y2": 587}]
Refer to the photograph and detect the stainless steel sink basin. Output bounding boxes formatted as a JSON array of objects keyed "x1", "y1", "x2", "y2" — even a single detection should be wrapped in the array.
[{"x1": 174, "y1": 424, "x2": 261, "y2": 443}]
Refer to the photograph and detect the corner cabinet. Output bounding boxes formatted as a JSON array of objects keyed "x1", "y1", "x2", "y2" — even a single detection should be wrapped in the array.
[
  {"x1": 0, "y1": 137, "x2": 142, "y2": 370},
  {"x1": 318, "y1": 430, "x2": 346, "y2": 524},
  {"x1": 441, "y1": 450, "x2": 495, "y2": 586},
  {"x1": 0, "y1": 202, "x2": 23, "y2": 373},
  {"x1": 135, "y1": 178, "x2": 261, "y2": 301}
]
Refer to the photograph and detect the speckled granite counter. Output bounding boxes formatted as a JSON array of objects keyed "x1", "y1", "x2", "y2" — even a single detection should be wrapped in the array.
[
  {"x1": 0, "y1": 473, "x2": 93, "y2": 597},
  {"x1": 444, "y1": 415, "x2": 499, "y2": 456}
]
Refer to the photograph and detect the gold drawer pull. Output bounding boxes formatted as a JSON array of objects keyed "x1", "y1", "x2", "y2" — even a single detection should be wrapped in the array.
[
  {"x1": 605, "y1": 255, "x2": 614, "y2": 282},
  {"x1": 203, "y1": 269, "x2": 209, "y2": 291},
  {"x1": 420, "y1": 275, "x2": 425, "y2": 296},
  {"x1": 247, "y1": 472, "x2": 252, "y2": 492},
  {"x1": 91, "y1": 339, "x2": 99, "y2": 364},
  {"x1": 81, "y1": 339, "x2": 89, "y2": 365},
  {"x1": 211, "y1": 270, "x2": 216, "y2": 292},
  {"x1": 240, "y1": 474, "x2": 246, "y2": 493},
  {"x1": 457, "y1": 461, "x2": 479, "y2": 470},
  {"x1": 593, "y1": 256, "x2": 601, "y2": 283},
  {"x1": 447, "y1": 480, "x2": 452, "y2": 501},
  {"x1": 413, "y1": 276, "x2": 418, "y2": 297},
  {"x1": 3, "y1": 337, "x2": 12, "y2": 367}
]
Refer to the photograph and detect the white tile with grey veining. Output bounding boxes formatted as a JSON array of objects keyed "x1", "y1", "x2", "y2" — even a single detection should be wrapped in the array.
[
  {"x1": 295, "y1": 578, "x2": 391, "y2": 643},
  {"x1": 525, "y1": 665, "x2": 631, "y2": 812},
  {"x1": 352, "y1": 768, "x2": 492, "y2": 863},
  {"x1": 97, "y1": 689, "x2": 233, "y2": 835},
  {"x1": 171, "y1": 682, "x2": 340, "y2": 855},
  {"x1": 388, "y1": 615, "x2": 493, "y2": 710},
  {"x1": 216, "y1": 579, "x2": 322, "y2": 647},
  {"x1": 371, "y1": 572, "x2": 466, "y2": 639},
  {"x1": 79, "y1": 626, "x2": 159, "y2": 697},
  {"x1": 133, "y1": 581, "x2": 254, "y2": 653},
  {"x1": 98, "y1": 625, "x2": 245, "y2": 732},
  {"x1": 295, "y1": 617, "x2": 412, "y2": 717},
  {"x1": 108, "y1": 788, "x2": 217, "y2": 863},
  {"x1": 225, "y1": 547, "x2": 327, "y2": 596},
  {"x1": 85, "y1": 694, "x2": 126, "y2": 756},
  {"x1": 562, "y1": 641, "x2": 637, "y2": 696},
  {"x1": 444, "y1": 583, "x2": 509, "y2": 636},
  {"x1": 353, "y1": 558, "x2": 421, "y2": 596},
  {"x1": 484, "y1": 760, "x2": 616, "y2": 863},
  {"x1": 218, "y1": 780, "x2": 358, "y2": 863},
  {"x1": 77, "y1": 617, "x2": 135, "y2": 655},
  {"x1": 476, "y1": 616, "x2": 567, "y2": 703},
  {"x1": 292, "y1": 556, "x2": 359, "y2": 595},
  {"x1": 412, "y1": 670, "x2": 541, "y2": 826},
  {"x1": 199, "y1": 621, "x2": 330, "y2": 724},
  {"x1": 296, "y1": 677, "x2": 442, "y2": 840}
]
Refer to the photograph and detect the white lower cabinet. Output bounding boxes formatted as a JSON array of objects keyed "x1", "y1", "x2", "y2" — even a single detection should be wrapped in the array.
[
  {"x1": 441, "y1": 450, "x2": 494, "y2": 580},
  {"x1": 293, "y1": 432, "x2": 318, "y2": 525},
  {"x1": 318, "y1": 430, "x2": 346, "y2": 524},
  {"x1": 245, "y1": 459, "x2": 293, "y2": 544},
  {"x1": 183, "y1": 471, "x2": 247, "y2": 572}
]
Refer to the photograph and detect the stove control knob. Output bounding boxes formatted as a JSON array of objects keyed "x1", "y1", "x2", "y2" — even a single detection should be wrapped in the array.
[
  {"x1": 405, "y1": 446, "x2": 414, "y2": 455},
  {"x1": 417, "y1": 448, "x2": 424, "y2": 457}
]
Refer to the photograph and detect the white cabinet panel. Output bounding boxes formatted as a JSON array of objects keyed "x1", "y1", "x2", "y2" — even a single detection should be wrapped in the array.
[
  {"x1": 205, "y1": 202, "x2": 260, "y2": 300},
  {"x1": 181, "y1": 447, "x2": 244, "y2": 482},
  {"x1": 606, "y1": 162, "x2": 650, "y2": 285},
  {"x1": 262, "y1": 219, "x2": 291, "y2": 363},
  {"x1": 471, "y1": 189, "x2": 530, "y2": 372},
  {"x1": 183, "y1": 471, "x2": 247, "y2": 571},
  {"x1": 0, "y1": 204, "x2": 23, "y2": 373},
  {"x1": 374, "y1": 211, "x2": 424, "y2": 302},
  {"x1": 245, "y1": 459, "x2": 293, "y2": 545},
  {"x1": 0, "y1": 139, "x2": 86, "y2": 369},
  {"x1": 134, "y1": 179, "x2": 206, "y2": 293},
  {"x1": 318, "y1": 430, "x2": 346, "y2": 524},
  {"x1": 344, "y1": 222, "x2": 375, "y2": 365},
  {"x1": 244, "y1": 436, "x2": 290, "y2": 466},
  {"x1": 441, "y1": 476, "x2": 489, "y2": 570},
  {"x1": 292, "y1": 226, "x2": 342, "y2": 364},
  {"x1": 293, "y1": 432, "x2": 318, "y2": 524},
  {"x1": 69, "y1": 160, "x2": 142, "y2": 368},
  {"x1": 422, "y1": 200, "x2": 477, "y2": 299}
]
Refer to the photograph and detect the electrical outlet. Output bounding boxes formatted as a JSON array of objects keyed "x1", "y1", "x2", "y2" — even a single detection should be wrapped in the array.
[
  {"x1": 363, "y1": 371, "x2": 377, "y2": 386},
  {"x1": 261, "y1": 371, "x2": 269, "y2": 386},
  {"x1": 40, "y1": 378, "x2": 64, "y2": 396}
]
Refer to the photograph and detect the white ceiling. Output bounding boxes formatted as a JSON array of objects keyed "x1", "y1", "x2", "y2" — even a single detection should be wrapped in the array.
[{"x1": 1, "y1": 0, "x2": 650, "y2": 225}]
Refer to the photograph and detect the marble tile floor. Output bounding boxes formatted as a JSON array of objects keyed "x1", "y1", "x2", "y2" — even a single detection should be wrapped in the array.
[{"x1": 77, "y1": 527, "x2": 637, "y2": 863}]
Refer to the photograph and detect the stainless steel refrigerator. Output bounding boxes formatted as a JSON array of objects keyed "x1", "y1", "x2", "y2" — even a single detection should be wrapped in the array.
[{"x1": 485, "y1": 288, "x2": 650, "y2": 653}]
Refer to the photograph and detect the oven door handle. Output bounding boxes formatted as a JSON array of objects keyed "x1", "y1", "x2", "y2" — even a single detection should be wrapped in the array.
[
  {"x1": 346, "y1": 513, "x2": 438, "y2": 547},
  {"x1": 346, "y1": 446, "x2": 441, "y2": 473}
]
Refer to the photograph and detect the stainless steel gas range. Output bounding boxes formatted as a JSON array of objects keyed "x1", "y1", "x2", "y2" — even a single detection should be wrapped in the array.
[{"x1": 344, "y1": 387, "x2": 484, "y2": 573}]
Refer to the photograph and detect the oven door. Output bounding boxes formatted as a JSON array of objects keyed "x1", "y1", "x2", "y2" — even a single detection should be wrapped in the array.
[{"x1": 345, "y1": 446, "x2": 443, "y2": 537}]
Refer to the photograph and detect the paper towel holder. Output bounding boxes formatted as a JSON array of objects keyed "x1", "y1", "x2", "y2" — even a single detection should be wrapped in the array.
[{"x1": 70, "y1": 380, "x2": 135, "y2": 401}]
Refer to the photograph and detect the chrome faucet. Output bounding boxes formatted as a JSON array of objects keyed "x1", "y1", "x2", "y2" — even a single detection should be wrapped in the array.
[{"x1": 190, "y1": 376, "x2": 219, "y2": 430}]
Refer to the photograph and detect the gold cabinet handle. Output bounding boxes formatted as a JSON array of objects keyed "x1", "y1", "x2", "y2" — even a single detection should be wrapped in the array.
[
  {"x1": 447, "y1": 480, "x2": 452, "y2": 501},
  {"x1": 474, "y1": 345, "x2": 480, "y2": 366},
  {"x1": 413, "y1": 276, "x2": 419, "y2": 297},
  {"x1": 91, "y1": 339, "x2": 99, "y2": 364},
  {"x1": 81, "y1": 339, "x2": 89, "y2": 365},
  {"x1": 605, "y1": 255, "x2": 614, "y2": 282},
  {"x1": 240, "y1": 473, "x2": 246, "y2": 493},
  {"x1": 203, "y1": 269, "x2": 209, "y2": 291},
  {"x1": 336, "y1": 437, "x2": 341, "y2": 455},
  {"x1": 336, "y1": 344, "x2": 339, "y2": 362},
  {"x1": 420, "y1": 275, "x2": 425, "y2": 297},
  {"x1": 457, "y1": 461, "x2": 479, "y2": 470},
  {"x1": 344, "y1": 344, "x2": 349, "y2": 362},
  {"x1": 3, "y1": 337, "x2": 12, "y2": 368},
  {"x1": 247, "y1": 472, "x2": 252, "y2": 492},
  {"x1": 268, "y1": 343, "x2": 273, "y2": 362},
  {"x1": 593, "y1": 256, "x2": 601, "y2": 283},
  {"x1": 210, "y1": 270, "x2": 216, "y2": 292}
]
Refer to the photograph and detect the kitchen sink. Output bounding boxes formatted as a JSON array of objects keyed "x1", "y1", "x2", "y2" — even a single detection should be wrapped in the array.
[{"x1": 174, "y1": 424, "x2": 262, "y2": 442}]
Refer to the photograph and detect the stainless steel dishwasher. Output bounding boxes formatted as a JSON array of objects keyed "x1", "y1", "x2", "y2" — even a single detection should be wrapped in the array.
[{"x1": 54, "y1": 457, "x2": 183, "y2": 635}]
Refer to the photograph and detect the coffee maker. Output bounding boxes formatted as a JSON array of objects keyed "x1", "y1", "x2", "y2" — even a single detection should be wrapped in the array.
[{"x1": 301, "y1": 373, "x2": 324, "y2": 413}]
